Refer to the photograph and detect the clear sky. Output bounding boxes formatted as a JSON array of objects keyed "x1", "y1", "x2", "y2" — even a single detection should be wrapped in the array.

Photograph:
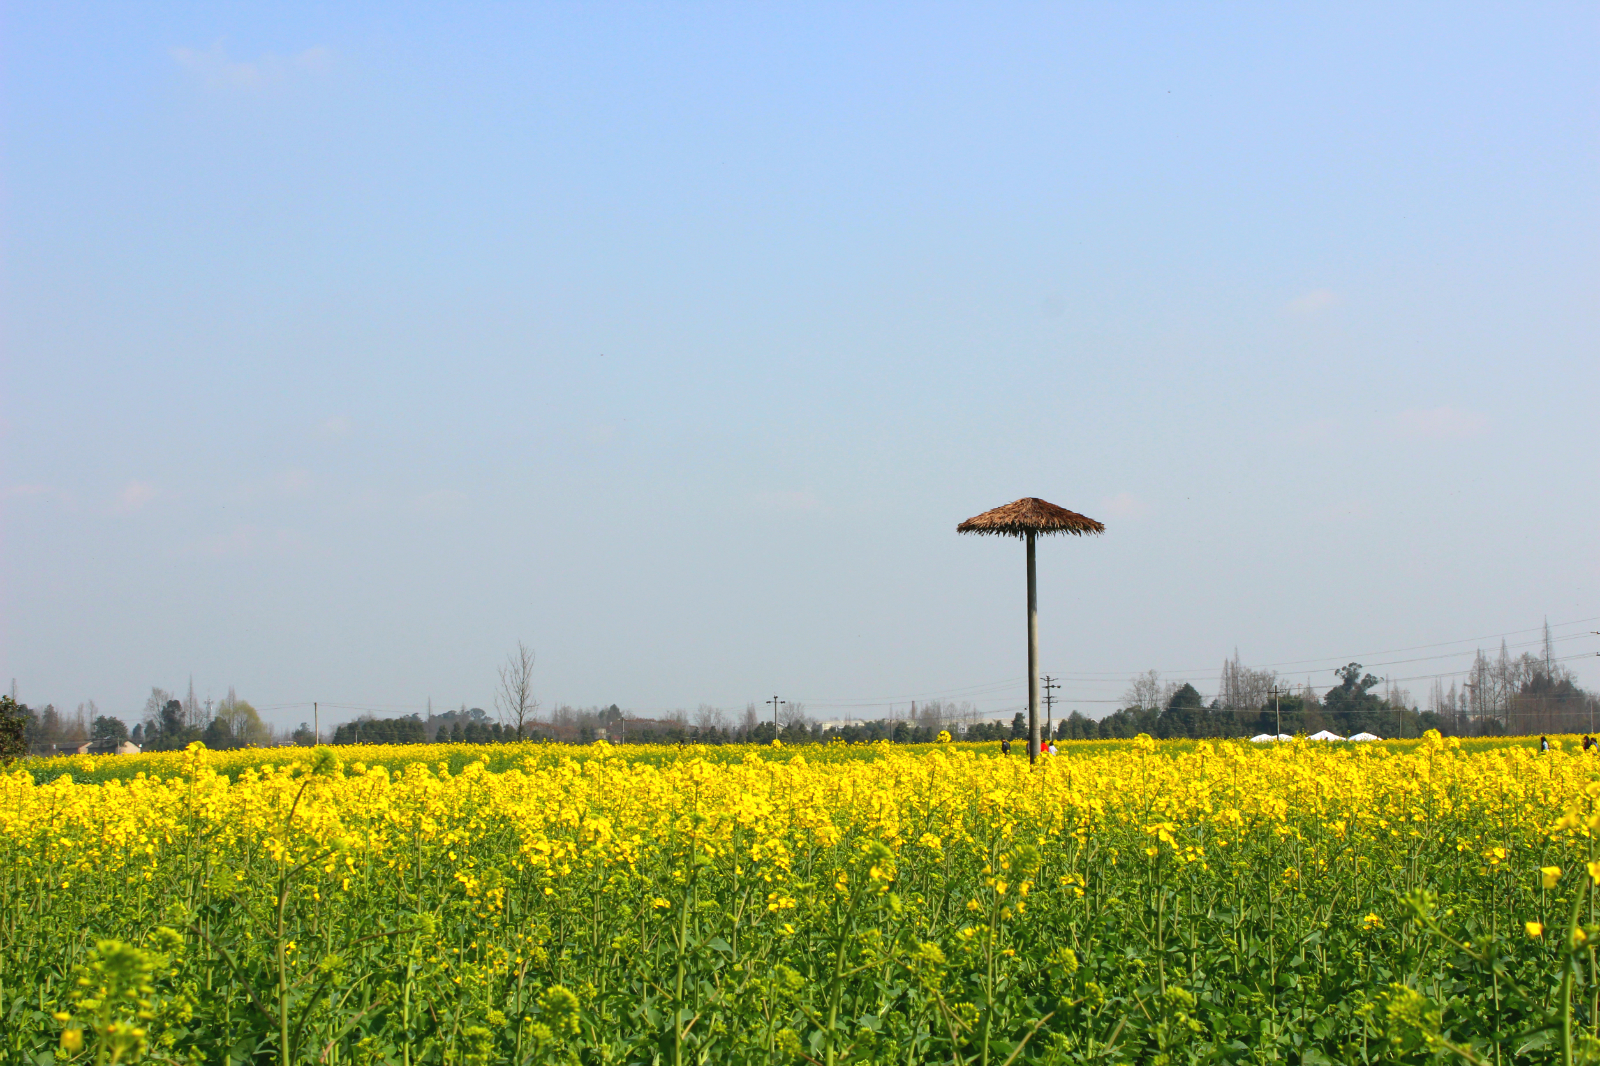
[{"x1": 4, "y1": 3, "x2": 1597, "y2": 731}]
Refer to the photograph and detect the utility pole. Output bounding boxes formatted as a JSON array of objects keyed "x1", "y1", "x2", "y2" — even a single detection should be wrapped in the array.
[
  {"x1": 1590, "y1": 641, "x2": 1600, "y2": 734},
  {"x1": 1041, "y1": 676, "x2": 1060, "y2": 742},
  {"x1": 1270, "y1": 684, "x2": 1282, "y2": 738},
  {"x1": 1026, "y1": 531, "x2": 1039, "y2": 765},
  {"x1": 766, "y1": 695, "x2": 787, "y2": 741},
  {"x1": 1389, "y1": 676, "x2": 1398, "y2": 740}
]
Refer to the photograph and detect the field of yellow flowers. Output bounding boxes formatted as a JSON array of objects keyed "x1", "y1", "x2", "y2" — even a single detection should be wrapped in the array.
[{"x1": 3, "y1": 733, "x2": 1599, "y2": 1065}]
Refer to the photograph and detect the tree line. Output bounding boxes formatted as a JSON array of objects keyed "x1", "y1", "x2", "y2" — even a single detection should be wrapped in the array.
[{"x1": 11, "y1": 681, "x2": 276, "y2": 755}]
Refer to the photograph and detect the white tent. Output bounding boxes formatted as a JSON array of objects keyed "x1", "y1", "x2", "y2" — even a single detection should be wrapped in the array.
[
  {"x1": 1347, "y1": 731, "x2": 1381, "y2": 742},
  {"x1": 1308, "y1": 729, "x2": 1346, "y2": 741},
  {"x1": 1250, "y1": 734, "x2": 1276, "y2": 742},
  {"x1": 1277, "y1": 733, "x2": 1293, "y2": 741}
]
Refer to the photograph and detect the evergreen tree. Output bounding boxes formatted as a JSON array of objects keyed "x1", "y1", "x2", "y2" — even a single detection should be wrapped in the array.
[
  {"x1": 91, "y1": 716, "x2": 129, "y2": 744},
  {"x1": 0, "y1": 696, "x2": 25, "y2": 762}
]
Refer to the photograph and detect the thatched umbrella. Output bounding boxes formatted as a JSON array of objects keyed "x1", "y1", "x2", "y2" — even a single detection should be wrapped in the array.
[{"x1": 958, "y1": 497, "x2": 1104, "y2": 764}]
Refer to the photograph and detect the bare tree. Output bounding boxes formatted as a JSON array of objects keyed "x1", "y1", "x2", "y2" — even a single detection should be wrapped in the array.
[
  {"x1": 65, "y1": 703, "x2": 89, "y2": 745},
  {"x1": 142, "y1": 687, "x2": 174, "y2": 735},
  {"x1": 1124, "y1": 670, "x2": 1163, "y2": 711},
  {"x1": 183, "y1": 676, "x2": 202, "y2": 729},
  {"x1": 1218, "y1": 651, "x2": 1277, "y2": 711},
  {"x1": 741, "y1": 702, "x2": 759, "y2": 737},
  {"x1": 694, "y1": 704, "x2": 725, "y2": 733},
  {"x1": 779, "y1": 701, "x2": 808, "y2": 728},
  {"x1": 495, "y1": 642, "x2": 539, "y2": 737}
]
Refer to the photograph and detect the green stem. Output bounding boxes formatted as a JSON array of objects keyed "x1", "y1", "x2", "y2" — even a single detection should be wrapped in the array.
[{"x1": 1562, "y1": 874, "x2": 1591, "y2": 1066}]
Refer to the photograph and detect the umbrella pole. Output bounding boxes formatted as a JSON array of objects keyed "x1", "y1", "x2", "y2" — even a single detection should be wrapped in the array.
[{"x1": 1027, "y1": 531, "x2": 1039, "y2": 765}]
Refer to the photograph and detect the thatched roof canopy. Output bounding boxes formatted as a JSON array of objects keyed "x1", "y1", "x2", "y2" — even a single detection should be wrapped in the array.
[{"x1": 957, "y1": 497, "x2": 1105, "y2": 538}]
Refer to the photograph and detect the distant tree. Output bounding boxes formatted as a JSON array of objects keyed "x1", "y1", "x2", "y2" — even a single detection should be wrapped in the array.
[
  {"x1": 291, "y1": 722, "x2": 316, "y2": 746},
  {"x1": 1094, "y1": 703, "x2": 1160, "y2": 738},
  {"x1": 495, "y1": 642, "x2": 539, "y2": 737},
  {"x1": 1009, "y1": 712, "x2": 1027, "y2": 739},
  {"x1": 1325, "y1": 664, "x2": 1382, "y2": 715},
  {"x1": 1156, "y1": 683, "x2": 1204, "y2": 738},
  {"x1": 1166, "y1": 683, "x2": 1203, "y2": 711},
  {"x1": 203, "y1": 716, "x2": 233, "y2": 749},
  {"x1": 91, "y1": 716, "x2": 128, "y2": 744},
  {"x1": 216, "y1": 690, "x2": 269, "y2": 747},
  {"x1": 183, "y1": 676, "x2": 202, "y2": 731},
  {"x1": 1060, "y1": 710, "x2": 1095, "y2": 740},
  {"x1": 0, "y1": 696, "x2": 26, "y2": 762},
  {"x1": 143, "y1": 687, "x2": 173, "y2": 723},
  {"x1": 20, "y1": 703, "x2": 61, "y2": 751},
  {"x1": 161, "y1": 699, "x2": 184, "y2": 740},
  {"x1": 1218, "y1": 651, "x2": 1277, "y2": 712},
  {"x1": 333, "y1": 714, "x2": 426, "y2": 745},
  {"x1": 1124, "y1": 670, "x2": 1163, "y2": 711}
]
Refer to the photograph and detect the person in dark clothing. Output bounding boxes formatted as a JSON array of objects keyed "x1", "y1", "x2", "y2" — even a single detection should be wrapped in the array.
[{"x1": 1000, "y1": 738, "x2": 1011, "y2": 756}]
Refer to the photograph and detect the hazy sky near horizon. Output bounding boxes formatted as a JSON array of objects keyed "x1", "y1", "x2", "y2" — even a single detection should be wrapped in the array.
[{"x1": 4, "y1": 3, "x2": 1597, "y2": 731}]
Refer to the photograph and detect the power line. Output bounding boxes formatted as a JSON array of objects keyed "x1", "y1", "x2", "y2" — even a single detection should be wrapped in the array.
[
  {"x1": 812, "y1": 643, "x2": 1600, "y2": 710},
  {"x1": 981, "y1": 624, "x2": 1599, "y2": 682},
  {"x1": 1043, "y1": 651, "x2": 1600, "y2": 703},
  {"x1": 796, "y1": 622, "x2": 1600, "y2": 709}
]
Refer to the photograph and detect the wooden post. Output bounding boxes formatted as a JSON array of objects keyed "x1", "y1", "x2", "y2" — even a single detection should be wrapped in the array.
[{"x1": 1027, "y1": 531, "x2": 1039, "y2": 765}]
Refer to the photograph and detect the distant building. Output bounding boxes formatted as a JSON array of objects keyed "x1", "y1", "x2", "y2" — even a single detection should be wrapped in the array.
[{"x1": 73, "y1": 739, "x2": 141, "y2": 756}]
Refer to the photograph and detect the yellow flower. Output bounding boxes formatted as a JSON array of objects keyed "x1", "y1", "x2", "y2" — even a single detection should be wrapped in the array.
[
  {"x1": 1526, "y1": 921, "x2": 1544, "y2": 938},
  {"x1": 1542, "y1": 866, "x2": 1562, "y2": 889},
  {"x1": 60, "y1": 1029, "x2": 83, "y2": 1053},
  {"x1": 1362, "y1": 913, "x2": 1383, "y2": 930}
]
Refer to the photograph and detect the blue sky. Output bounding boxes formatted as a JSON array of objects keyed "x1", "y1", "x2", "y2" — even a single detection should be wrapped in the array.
[{"x1": 4, "y1": 3, "x2": 1597, "y2": 729}]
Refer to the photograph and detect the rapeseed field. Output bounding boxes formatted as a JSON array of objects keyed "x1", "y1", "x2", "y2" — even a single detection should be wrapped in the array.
[{"x1": 2, "y1": 733, "x2": 1597, "y2": 1064}]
